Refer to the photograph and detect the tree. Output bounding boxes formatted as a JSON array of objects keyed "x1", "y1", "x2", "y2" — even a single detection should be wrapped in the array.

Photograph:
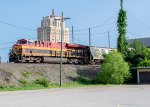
[
  {"x1": 97, "y1": 51, "x2": 130, "y2": 84},
  {"x1": 117, "y1": 0, "x2": 128, "y2": 55},
  {"x1": 126, "y1": 40, "x2": 149, "y2": 67},
  {"x1": 138, "y1": 59, "x2": 150, "y2": 67}
]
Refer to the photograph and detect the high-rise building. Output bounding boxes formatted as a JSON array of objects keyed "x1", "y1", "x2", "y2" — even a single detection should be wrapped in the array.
[{"x1": 37, "y1": 10, "x2": 69, "y2": 43}]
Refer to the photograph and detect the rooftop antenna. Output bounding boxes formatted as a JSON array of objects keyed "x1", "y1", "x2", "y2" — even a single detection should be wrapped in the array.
[{"x1": 52, "y1": 9, "x2": 55, "y2": 16}]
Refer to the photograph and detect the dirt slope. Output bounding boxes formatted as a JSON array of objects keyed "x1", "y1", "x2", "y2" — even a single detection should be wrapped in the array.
[{"x1": 0, "y1": 63, "x2": 100, "y2": 86}]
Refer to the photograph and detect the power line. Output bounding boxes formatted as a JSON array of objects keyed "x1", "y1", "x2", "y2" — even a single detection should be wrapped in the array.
[
  {"x1": 73, "y1": 37, "x2": 87, "y2": 45},
  {"x1": 128, "y1": 11, "x2": 150, "y2": 30},
  {"x1": 0, "y1": 42, "x2": 15, "y2": 44},
  {"x1": 0, "y1": 20, "x2": 36, "y2": 31},
  {"x1": 71, "y1": 23, "x2": 115, "y2": 32},
  {"x1": 73, "y1": 28, "x2": 89, "y2": 32},
  {"x1": 0, "y1": 12, "x2": 117, "y2": 36},
  {"x1": 90, "y1": 13, "x2": 117, "y2": 29},
  {"x1": 0, "y1": 47, "x2": 11, "y2": 50},
  {"x1": 70, "y1": 12, "x2": 117, "y2": 32},
  {"x1": 91, "y1": 29, "x2": 117, "y2": 35},
  {"x1": 128, "y1": 31, "x2": 143, "y2": 38},
  {"x1": 70, "y1": 24, "x2": 117, "y2": 35},
  {"x1": 0, "y1": 12, "x2": 118, "y2": 46}
]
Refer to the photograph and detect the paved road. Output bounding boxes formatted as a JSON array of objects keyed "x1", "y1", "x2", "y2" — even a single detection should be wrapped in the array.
[{"x1": 0, "y1": 85, "x2": 150, "y2": 107}]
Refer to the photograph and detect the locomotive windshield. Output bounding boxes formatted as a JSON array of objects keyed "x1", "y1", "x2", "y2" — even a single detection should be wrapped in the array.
[
  {"x1": 17, "y1": 40, "x2": 27, "y2": 44},
  {"x1": 16, "y1": 39, "x2": 33, "y2": 45}
]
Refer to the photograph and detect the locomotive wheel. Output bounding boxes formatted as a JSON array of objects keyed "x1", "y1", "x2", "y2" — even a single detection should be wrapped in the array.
[
  {"x1": 78, "y1": 61, "x2": 84, "y2": 65},
  {"x1": 33, "y1": 60, "x2": 37, "y2": 63},
  {"x1": 40, "y1": 57, "x2": 44, "y2": 63},
  {"x1": 26, "y1": 60, "x2": 29, "y2": 63},
  {"x1": 67, "y1": 59, "x2": 73, "y2": 64}
]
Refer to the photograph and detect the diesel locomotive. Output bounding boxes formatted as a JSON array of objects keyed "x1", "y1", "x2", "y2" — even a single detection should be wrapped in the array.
[{"x1": 9, "y1": 39, "x2": 114, "y2": 64}]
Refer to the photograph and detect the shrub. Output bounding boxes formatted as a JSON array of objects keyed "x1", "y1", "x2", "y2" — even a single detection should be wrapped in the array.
[
  {"x1": 138, "y1": 59, "x2": 150, "y2": 67},
  {"x1": 34, "y1": 78, "x2": 49, "y2": 87},
  {"x1": 97, "y1": 51, "x2": 130, "y2": 84},
  {"x1": 77, "y1": 76, "x2": 92, "y2": 84}
]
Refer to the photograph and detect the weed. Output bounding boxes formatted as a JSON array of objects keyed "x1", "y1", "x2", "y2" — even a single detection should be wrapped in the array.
[
  {"x1": 35, "y1": 72, "x2": 44, "y2": 76},
  {"x1": 0, "y1": 68, "x2": 2, "y2": 71},
  {"x1": 19, "y1": 78, "x2": 29, "y2": 85},
  {"x1": 34, "y1": 78, "x2": 49, "y2": 87},
  {"x1": 21, "y1": 71, "x2": 32, "y2": 78},
  {"x1": 76, "y1": 76, "x2": 94, "y2": 84}
]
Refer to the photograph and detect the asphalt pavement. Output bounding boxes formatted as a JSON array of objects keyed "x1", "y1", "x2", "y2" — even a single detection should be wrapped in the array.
[{"x1": 0, "y1": 85, "x2": 150, "y2": 107}]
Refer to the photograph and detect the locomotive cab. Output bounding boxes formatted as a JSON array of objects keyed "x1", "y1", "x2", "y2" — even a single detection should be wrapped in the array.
[
  {"x1": 9, "y1": 39, "x2": 33, "y2": 63},
  {"x1": 16, "y1": 39, "x2": 33, "y2": 45}
]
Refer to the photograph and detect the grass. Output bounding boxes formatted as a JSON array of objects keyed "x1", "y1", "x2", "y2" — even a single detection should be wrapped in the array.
[
  {"x1": 0, "y1": 81, "x2": 60, "y2": 91},
  {"x1": 21, "y1": 71, "x2": 33, "y2": 78},
  {"x1": 0, "y1": 81, "x2": 111, "y2": 91},
  {"x1": 0, "y1": 76, "x2": 112, "y2": 91},
  {"x1": 62, "y1": 82, "x2": 100, "y2": 88}
]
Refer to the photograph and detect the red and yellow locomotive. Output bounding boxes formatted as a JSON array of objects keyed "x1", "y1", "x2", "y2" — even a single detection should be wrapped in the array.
[
  {"x1": 9, "y1": 39, "x2": 114, "y2": 64},
  {"x1": 9, "y1": 39, "x2": 90, "y2": 64}
]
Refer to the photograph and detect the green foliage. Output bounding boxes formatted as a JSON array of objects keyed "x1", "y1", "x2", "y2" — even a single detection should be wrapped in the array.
[
  {"x1": 97, "y1": 51, "x2": 130, "y2": 84},
  {"x1": 126, "y1": 40, "x2": 148, "y2": 67},
  {"x1": 34, "y1": 78, "x2": 49, "y2": 87},
  {"x1": 0, "y1": 67, "x2": 2, "y2": 71},
  {"x1": 21, "y1": 71, "x2": 32, "y2": 78},
  {"x1": 19, "y1": 78, "x2": 29, "y2": 85},
  {"x1": 138, "y1": 59, "x2": 150, "y2": 67},
  {"x1": 117, "y1": 0, "x2": 128, "y2": 55},
  {"x1": 76, "y1": 76, "x2": 94, "y2": 84},
  {"x1": 35, "y1": 72, "x2": 44, "y2": 76}
]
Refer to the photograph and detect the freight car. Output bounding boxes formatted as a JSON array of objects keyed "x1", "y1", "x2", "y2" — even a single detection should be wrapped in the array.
[{"x1": 9, "y1": 39, "x2": 114, "y2": 64}]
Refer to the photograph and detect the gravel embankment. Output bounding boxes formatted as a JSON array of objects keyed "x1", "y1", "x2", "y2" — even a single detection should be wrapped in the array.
[{"x1": 0, "y1": 63, "x2": 100, "y2": 86}]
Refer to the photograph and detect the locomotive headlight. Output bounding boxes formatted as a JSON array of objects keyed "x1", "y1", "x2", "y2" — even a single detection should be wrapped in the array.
[
  {"x1": 17, "y1": 49, "x2": 22, "y2": 53},
  {"x1": 13, "y1": 48, "x2": 22, "y2": 54},
  {"x1": 20, "y1": 49, "x2": 22, "y2": 53}
]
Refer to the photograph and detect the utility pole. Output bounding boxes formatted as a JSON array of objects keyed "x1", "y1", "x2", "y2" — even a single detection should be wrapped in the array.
[
  {"x1": 72, "y1": 26, "x2": 74, "y2": 43},
  {"x1": 108, "y1": 31, "x2": 110, "y2": 48},
  {"x1": 60, "y1": 12, "x2": 64, "y2": 87},
  {"x1": 56, "y1": 12, "x2": 70, "y2": 87},
  {"x1": 89, "y1": 28, "x2": 91, "y2": 47}
]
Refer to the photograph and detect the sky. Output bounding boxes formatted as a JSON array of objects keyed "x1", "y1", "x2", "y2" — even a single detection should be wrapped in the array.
[{"x1": 0, "y1": 0, "x2": 150, "y2": 62}]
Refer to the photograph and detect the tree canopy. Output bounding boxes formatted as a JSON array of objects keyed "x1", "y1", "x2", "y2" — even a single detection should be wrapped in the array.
[
  {"x1": 126, "y1": 40, "x2": 150, "y2": 67},
  {"x1": 117, "y1": 0, "x2": 128, "y2": 55}
]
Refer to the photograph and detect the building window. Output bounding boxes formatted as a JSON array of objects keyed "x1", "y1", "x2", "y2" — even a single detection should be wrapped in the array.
[
  {"x1": 57, "y1": 22, "x2": 58, "y2": 27},
  {"x1": 53, "y1": 20, "x2": 56, "y2": 26},
  {"x1": 60, "y1": 22, "x2": 61, "y2": 26}
]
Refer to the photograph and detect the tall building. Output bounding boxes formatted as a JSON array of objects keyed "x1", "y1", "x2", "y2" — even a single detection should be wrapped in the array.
[{"x1": 37, "y1": 10, "x2": 69, "y2": 43}]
